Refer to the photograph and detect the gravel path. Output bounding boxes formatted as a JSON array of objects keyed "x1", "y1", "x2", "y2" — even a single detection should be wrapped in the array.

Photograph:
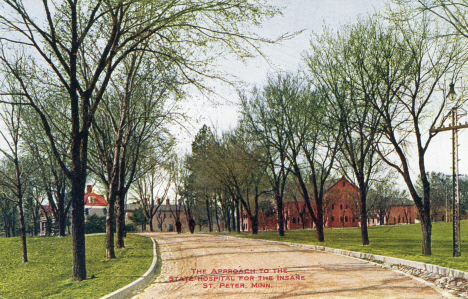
[{"x1": 132, "y1": 233, "x2": 446, "y2": 299}]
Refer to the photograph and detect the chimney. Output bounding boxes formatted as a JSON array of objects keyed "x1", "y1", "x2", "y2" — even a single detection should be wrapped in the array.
[
  {"x1": 166, "y1": 198, "x2": 169, "y2": 205},
  {"x1": 157, "y1": 198, "x2": 161, "y2": 205},
  {"x1": 86, "y1": 185, "x2": 92, "y2": 194}
]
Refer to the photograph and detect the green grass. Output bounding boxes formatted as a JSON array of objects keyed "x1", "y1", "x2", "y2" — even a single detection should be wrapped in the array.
[
  {"x1": 221, "y1": 220, "x2": 468, "y2": 272},
  {"x1": 0, "y1": 233, "x2": 153, "y2": 299}
]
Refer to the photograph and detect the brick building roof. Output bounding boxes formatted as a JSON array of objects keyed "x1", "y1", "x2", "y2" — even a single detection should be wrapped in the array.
[{"x1": 84, "y1": 185, "x2": 107, "y2": 206}]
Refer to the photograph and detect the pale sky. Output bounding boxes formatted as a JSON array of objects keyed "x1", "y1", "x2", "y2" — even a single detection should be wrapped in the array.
[
  {"x1": 185, "y1": 0, "x2": 388, "y2": 137},
  {"x1": 3, "y1": 1, "x2": 464, "y2": 187},
  {"x1": 181, "y1": 0, "x2": 468, "y2": 185}
]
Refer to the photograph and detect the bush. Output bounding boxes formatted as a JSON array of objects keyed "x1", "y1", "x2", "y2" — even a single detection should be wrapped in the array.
[
  {"x1": 84, "y1": 215, "x2": 106, "y2": 234},
  {"x1": 125, "y1": 223, "x2": 136, "y2": 232}
]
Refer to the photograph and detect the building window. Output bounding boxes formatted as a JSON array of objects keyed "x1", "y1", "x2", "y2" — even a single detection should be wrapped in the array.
[
  {"x1": 332, "y1": 204, "x2": 334, "y2": 210},
  {"x1": 292, "y1": 218, "x2": 296, "y2": 224},
  {"x1": 331, "y1": 216, "x2": 334, "y2": 222},
  {"x1": 345, "y1": 205, "x2": 348, "y2": 209},
  {"x1": 85, "y1": 208, "x2": 89, "y2": 215},
  {"x1": 103, "y1": 208, "x2": 107, "y2": 215},
  {"x1": 340, "y1": 204, "x2": 343, "y2": 210},
  {"x1": 340, "y1": 216, "x2": 343, "y2": 222},
  {"x1": 345, "y1": 216, "x2": 348, "y2": 222},
  {"x1": 342, "y1": 181, "x2": 345, "y2": 187},
  {"x1": 298, "y1": 218, "x2": 301, "y2": 224}
]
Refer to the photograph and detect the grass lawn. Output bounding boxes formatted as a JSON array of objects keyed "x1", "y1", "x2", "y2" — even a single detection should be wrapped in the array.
[
  {"x1": 0, "y1": 233, "x2": 153, "y2": 299},
  {"x1": 222, "y1": 220, "x2": 468, "y2": 272}
]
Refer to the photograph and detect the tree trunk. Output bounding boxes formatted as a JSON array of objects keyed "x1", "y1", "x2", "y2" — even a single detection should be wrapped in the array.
[
  {"x1": 262, "y1": 213, "x2": 266, "y2": 231},
  {"x1": 316, "y1": 215, "x2": 324, "y2": 242},
  {"x1": 251, "y1": 216, "x2": 258, "y2": 235},
  {"x1": 206, "y1": 198, "x2": 212, "y2": 232},
  {"x1": 176, "y1": 219, "x2": 182, "y2": 234},
  {"x1": 105, "y1": 198, "x2": 116, "y2": 259},
  {"x1": 46, "y1": 216, "x2": 52, "y2": 236},
  {"x1": 420, "y1": 210, "x2": 432, "y2": 256},
  {"x1": 379, "y1": 210, "x2": 384, "y2": 225},
  {"x1": 231, "y1": 206, "x2": 236, "y2": 233},
  {"x1": 57, "y1": 196, "x2": 67, "y2": 237},
  {"x1": 116, "y1": 192, "x2": 126, "y2": 249},
  {"x1": 360, "y1": 190, "x2": 369, "y2": 246},
  {"x1": 4, "y1": 220, "x2": 9, "y2": 237},
  {"x1": 235, "y1": 198, "x2": 240, "y2": 232},
  {"x1": 149, "y1": 216, "x2": 154, "y2": 232},
  {"x1": 226, "y1": 207, "x2": 231, "y2": 232},
  {"x1": 215, "y1": 200, "x2": 220, "y2": 232},
  {"x1": 71, "y1": 181, "x2": 87, "y2": 281},
  {"x1": 11, "y1": 216, "x2": 16, "y2": 237},
  {"x1": 276, "y1": 194, "x2": 284, "y2": 236},
  {"x1": 33, "y1": 215, "x2": 38, "y2": 237},
  {"x1": 18, "y1": 204, "x2": 27, "y2": 263},
  {"x1": 189, "y1": 218, "x2": 195, "y2": 234},
  {"x1": 58, "y1": 213, "x2": 66, "y2": 237}
]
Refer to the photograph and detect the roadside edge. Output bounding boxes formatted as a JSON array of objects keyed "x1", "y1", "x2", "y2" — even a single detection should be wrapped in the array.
[
  {"x1": 222, "y1": 235, "x2": 461, "y2": 298},
  {"x1": 101, "y1": 235, "x2": 160, "y2": 299}
]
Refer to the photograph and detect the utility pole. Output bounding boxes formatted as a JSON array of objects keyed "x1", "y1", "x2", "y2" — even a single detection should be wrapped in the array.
[{"x1": 430, "y1": 83, "x2": 465, "y2": 257}]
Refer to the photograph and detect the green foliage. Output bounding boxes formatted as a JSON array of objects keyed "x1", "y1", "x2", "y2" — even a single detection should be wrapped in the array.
[
  {"x1": 84, "y1": 215, "x2": 107, "y2": 234},
  {"x1": 0, "y1": 234, "x2": 152, "y2": 298},
  {"x1": 129, "y1": 207, "x2": 146, "y2": 228},
  {"x1": 226, "y1": 220, "x2": 468, "y2": 272},
  {"x1": 125, "y1": 223, "x2": 136, "y2": 232}
]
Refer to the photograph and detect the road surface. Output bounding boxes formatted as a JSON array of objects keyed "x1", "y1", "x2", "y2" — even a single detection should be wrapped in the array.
[{"x1": 133, "y1": 233, "x2": 445, "y2": 299}]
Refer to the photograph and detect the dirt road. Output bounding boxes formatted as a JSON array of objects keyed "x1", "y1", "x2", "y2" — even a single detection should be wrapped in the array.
[{"x1": 133, "y1": 233, "x2": 445, "y2": 299}]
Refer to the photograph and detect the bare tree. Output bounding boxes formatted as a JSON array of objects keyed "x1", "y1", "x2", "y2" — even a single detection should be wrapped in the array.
[
  {"x1": 0, "y1": 0, "x2": 282, "y2": 280},
  {"x1": 306, "y1": 20, "x2": 385, "y2": 245},
  {"x1": 242, "y1": 75, "x2": 339, "y2": 241},
  {"x1": 371, "y1": 7, "x2": 465, "y2": 255},
  {"x1": 0, "y1": 104, "x2": 35, "y2": 262},
  {"x1": 134, "y1": 163, "x2": 171, "y2": 232},
  {"x1": 240, "y1": 88, "x2": 291, "y2": 237}
]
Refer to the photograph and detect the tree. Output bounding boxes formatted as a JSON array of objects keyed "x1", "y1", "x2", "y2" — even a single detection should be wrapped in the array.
[
  {"x1": 305, "y1": 7, "x2": 464, "y2": 255},
  {"x1": 84, "y1": 215, "x2": 106, "y2": 234},
  {"x1": 134, "y1": 162, "x2": 171, "y2": 232},
  {"x1": 368, "y1": 6, "x2": 465, "y2": 255},
  {"x1": 211, "y1": 130, "x2": 270, "y2": 235},
  {"x1": 25, "y1": 190, "x2": 43, "y2": 236},
  {"x1": 0, "y1": 104, "x2": 36, "y2": 262},
  {"x1": 0, "y1": 0, "x2": 281, "y2": 280},
  {"x1": 242, "y1": 74, "x2": 340, "y2": 241},
  {"x1": 0, "y1": 191, "x2": 17, "y2": 237},
  {"x1": 306, "y1": 20, "x2": 385, "y2": 245},
  {"x1": 23, "y1": 125, "x2": 72, "y2": 238},
  {"x1": 367, "y1": 179, "x2": 406, "y2": 225},
  {"x1": 187, "y1": 125, "x2": 219, "y2": 232},
  {"x1": 88, "y1": 49, "x2": 175, "y2": 258},
  {"x1": 240, "y1": 87, "x2": 291, "y2": 237},
  {"x1": 130, "y1": 207, "x2": 147, "y2": 232},
  {"x1": 423, "y1": 172, "x2": 451, "y2": 221}
]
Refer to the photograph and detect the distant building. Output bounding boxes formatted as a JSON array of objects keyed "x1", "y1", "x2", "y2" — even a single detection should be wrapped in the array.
[
  {"x1": 39, "y1": 205, "x2": 55, "y2": 236},
  {"x1": 84, "y1": 185, "x2": 107, "y2": 219},
  {"x1": 151, "y1": 200, "x2": 188, "y2": 232},
  {"x1": 242, "y1": 177, "x2": 415, "y2": 232}
]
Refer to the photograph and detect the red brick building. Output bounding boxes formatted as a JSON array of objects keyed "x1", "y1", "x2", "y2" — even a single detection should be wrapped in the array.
[{"x1": 242, "y1": 177, "x2": 415, "y2": 232}]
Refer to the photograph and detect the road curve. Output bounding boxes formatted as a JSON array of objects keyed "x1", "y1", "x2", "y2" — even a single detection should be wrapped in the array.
[{"x1": 133, "y1": 233, "x2": 444, "y2": 299}]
